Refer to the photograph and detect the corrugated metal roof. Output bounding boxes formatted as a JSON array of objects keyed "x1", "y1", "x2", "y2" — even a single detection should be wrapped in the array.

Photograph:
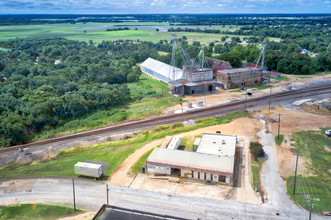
[
  {"x1": 147, "y1": 147, "x2": 234, "y2": 173},
  {"x1": 140, "y1": 58, "x2": 183, "y2": 82},
  {"x1": 197, "y1": 134, "x2": 237, "y2": 157}
]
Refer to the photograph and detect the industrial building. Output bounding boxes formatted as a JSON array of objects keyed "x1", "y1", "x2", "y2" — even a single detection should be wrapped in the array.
[
  {"x1": 146, "y1": 133, "x2": 238, "y2": 185},
  {"x1": 140, "y1": 35, "x2": 216, "y2": 96},
  {"x1": 217, "y1": 68, "x2": 270, "y2": 89}
]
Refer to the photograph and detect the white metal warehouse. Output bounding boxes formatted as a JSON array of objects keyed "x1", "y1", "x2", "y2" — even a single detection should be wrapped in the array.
[
  {"x1": 140, "y1": 57, "x2": 183, "y2": 83},
  {"x1": 146, "y1": 133, "x2": 238, "y2": 185}
]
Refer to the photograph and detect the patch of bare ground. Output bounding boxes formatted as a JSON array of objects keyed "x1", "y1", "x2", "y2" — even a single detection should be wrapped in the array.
[
  {"x1": 109, "y1": 139, "x2": 163, "y2": 187},
  {"x1": 57, "y1": 212, "x2": 96, "y2": 220},
  {"x1": 258, "y1": 106, "x2": 331, "y2": 179},
  {"x1": 0, "y1": 179, "x2": 36, "y2": 194}
]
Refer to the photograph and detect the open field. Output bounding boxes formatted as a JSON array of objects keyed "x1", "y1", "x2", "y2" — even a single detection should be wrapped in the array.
[
  {"x1": 0, "y1": 22, "x2": 280, "y2": 43},
  {"x1": 0, "y1": 203, "x2": 78, "y2": 219},
  {"x1": 286, "y1": 128, "x2": 331, "y2": 213}
]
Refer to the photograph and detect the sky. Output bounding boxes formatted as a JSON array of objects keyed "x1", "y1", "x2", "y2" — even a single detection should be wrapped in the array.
[{"x1": 0, "y1": 0, "x2": 330, "y2": 14}]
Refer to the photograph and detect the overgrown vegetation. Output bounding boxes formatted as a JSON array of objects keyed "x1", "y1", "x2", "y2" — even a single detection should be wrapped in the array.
[
  {"x1": 251, "y1": 157, "x2": 265, "y2": 192},
  {"x1": 275, "y1": 134, "x2": 284, "y2": 146},
  {"x1": 0, "y1": 111, "x2": 249, "y2": 178},
  {"x1": 286, "y1": 127, "x2": 331, "y2": 213},
  {"x1": 0, "y1": 203, "x2": 78, "y2": 220},
  {"x1": 249, "y1": 141, "x2": 264, "y2": 160}
]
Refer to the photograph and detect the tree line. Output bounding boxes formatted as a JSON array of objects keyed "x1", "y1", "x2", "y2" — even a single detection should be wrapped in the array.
[{"x1": 0, "y1": 38, "x2": 159, "y2": 146}]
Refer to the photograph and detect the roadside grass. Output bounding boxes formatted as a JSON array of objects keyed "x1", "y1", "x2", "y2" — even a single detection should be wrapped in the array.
[
  {"x1": 251, "y1": 157, "x2": 265, "y2": 192},
  {"x1": 131, "y1": 148, "x2": 155, "y2": 175},
  {"x1": 275, "y1": 134, "x2": 284, "y2": 146},
  {"x1": 286, "y1": 127, "x2": 331, "y2": 213},
  {"x1": 31, "y1": 74, "x2": 180, "y2": 141},
  {"x1": 0, "y1": 203, "x2": 79, "y2": 220},
  {"x1": 0, "y1": 111, "x2": 249, "y2": 179}
]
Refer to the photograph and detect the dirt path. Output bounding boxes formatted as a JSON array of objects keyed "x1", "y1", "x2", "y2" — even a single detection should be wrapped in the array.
[{"x1": 109, "y1": 139, "x2": 163, "y2": 187}]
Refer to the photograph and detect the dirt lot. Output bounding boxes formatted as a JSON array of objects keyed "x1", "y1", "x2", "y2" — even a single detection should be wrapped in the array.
[
  {"x1": 252, "y1": 105, "x2": 331, "y2": 179},
  {"x1": 0, "y1": 179, "x2": 36, "y2": 194},
  {"x1": 109, "y1": 139, "x2": 163, "y2": 187}
]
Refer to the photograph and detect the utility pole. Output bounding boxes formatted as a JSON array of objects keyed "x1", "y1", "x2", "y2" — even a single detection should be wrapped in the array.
[
  {"x1": 72, "y1": 178, "x2": 76, "y2": 211},
  {"x1": 106, "y1": 184, "x2": 109, "y2": 205},
  {"x1": 277, "y1": 114, "x2": 282, "y2": 140},
  {"x1": 293, "y1": 151, "x2": 299, "y2": 195},
  {"x1": 244, "y1": 92, "x2": 248, "y2": 111},
  {"x1": 180, "y1": 99, "x2": 183, "y2": 112},
  {"x1": 268, "y1": 87, "x2": 272, "y2": 114}
]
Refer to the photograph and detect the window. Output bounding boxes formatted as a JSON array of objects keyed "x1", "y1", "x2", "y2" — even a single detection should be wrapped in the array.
[
  {"x1": 198, "y1": 172, "x2": 200, "y2": 179},
  {"x1": 204, "y1": 173, "x2": 206, "y2": 180},
  {"x1": 191, "y1": 171, "x2": 194, "y2": 178}
]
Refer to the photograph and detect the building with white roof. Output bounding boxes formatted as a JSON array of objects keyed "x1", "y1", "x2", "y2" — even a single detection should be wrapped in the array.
[
  {"x1": 140, "y1": 57, "x2": 216, "y2": 95},
  {"x1": 140, "y1": 57, "x2": 183, "y2": 83},
  {"x1": 146, "y1": 133, "x2": 238, "y2": 185}
]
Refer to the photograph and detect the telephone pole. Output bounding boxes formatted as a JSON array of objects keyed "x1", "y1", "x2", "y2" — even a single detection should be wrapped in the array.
[
  {"x1": 72, "y1": 178, "x2": 76, "y2": 211},
  {"x1": 293, "y1": 150, "x2": 299, "y2": 195},
  {"x1": 277, "y1": 114, "x2": 282, "y2": 140},
  {"x1": 268, "y1": 87, "x2": 272, "y2": 114}
]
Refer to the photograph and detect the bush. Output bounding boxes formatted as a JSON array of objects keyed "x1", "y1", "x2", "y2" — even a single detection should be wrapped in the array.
[
  {"x1": 195, "y1": 117, "x2": 213, "y2": 123},
  {"x1": 153, "y1": 125, "x2": 170, "y2": 132},
  {"x1": 250, "y1": 142, "x2": 264, "y2": 160},
  {"x1": 171, "y1": 122, "x2": 184, "y2": 129}
]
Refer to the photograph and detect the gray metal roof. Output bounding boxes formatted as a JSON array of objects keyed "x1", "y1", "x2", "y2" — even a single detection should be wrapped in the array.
[
  {"x1": 147, "y1": 147, "x2": 234, "y2": 173},
  {"x1": 140, "y1": 58, "x2": 183, "y2": 82},
  {"x1": 196, "y1": 134, "x2": 237, "y2": 157}
]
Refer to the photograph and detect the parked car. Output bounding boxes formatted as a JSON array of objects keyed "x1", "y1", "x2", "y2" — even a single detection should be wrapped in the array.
[{"x1": 325, "y1": 129, "x2": 331, "y2": 137}]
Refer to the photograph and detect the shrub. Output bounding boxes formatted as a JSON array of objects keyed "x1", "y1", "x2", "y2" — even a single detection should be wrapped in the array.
[
  {"x1": 153, "y1": 125, "x2": 170, "y2": 132},
  {"x1": 249, "y1": 142, "x2": 264, "y2": 160},
  {"x1": 195, "y1": 117, "x2": 213, "y2": 123},
  {"x1": 171, "y1": 122, "x2": 184, "y2": 129}
]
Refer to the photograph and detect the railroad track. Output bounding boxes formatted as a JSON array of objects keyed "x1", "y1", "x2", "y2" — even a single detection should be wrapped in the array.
[{"x1": 1, "y1": 84, "x2": 330, "y2": 154}]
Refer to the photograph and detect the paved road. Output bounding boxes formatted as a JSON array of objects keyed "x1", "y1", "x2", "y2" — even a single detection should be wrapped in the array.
[{"x1": 0, "y1": 174, "x2": 327, "y2": 220}]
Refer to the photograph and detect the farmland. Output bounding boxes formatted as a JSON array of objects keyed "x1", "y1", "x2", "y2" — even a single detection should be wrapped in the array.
[{"x1": 0, "y1": 22, "x2": 278, "y2": 43}]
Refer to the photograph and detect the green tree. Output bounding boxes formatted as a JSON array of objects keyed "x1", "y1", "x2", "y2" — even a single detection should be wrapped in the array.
[{"x1": 249, "y1": 142, "x2": 264, "y2": 160}]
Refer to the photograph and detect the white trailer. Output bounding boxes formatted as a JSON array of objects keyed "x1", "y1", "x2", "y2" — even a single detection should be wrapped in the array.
[{"x1": 74, "y1": 162, "x2": 103, "y2": 178}]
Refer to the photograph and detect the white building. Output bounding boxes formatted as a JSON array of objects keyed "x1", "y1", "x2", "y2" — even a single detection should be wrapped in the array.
[{"x1": 146, "y1": 133, "x2": 238, "y2": 185}]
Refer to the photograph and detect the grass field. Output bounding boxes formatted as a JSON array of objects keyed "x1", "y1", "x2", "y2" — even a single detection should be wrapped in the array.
[
  {"x1": 0, "y1": 203, "x2": 78, "y2": 220},
  {"x1": 286, "y1": 127, "x2": 331, "y2": 213},
  {"x1": 0, "y1": 22, "x2": 281, "y2": 43},
  {"x1": 0, "y1": 111, "x2": 249, "y2": 179}
]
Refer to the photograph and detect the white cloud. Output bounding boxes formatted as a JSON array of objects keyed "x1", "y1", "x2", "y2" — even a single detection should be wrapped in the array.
[{"x1": 217, "y1": 4, "x2": 224, "y2": 6}]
